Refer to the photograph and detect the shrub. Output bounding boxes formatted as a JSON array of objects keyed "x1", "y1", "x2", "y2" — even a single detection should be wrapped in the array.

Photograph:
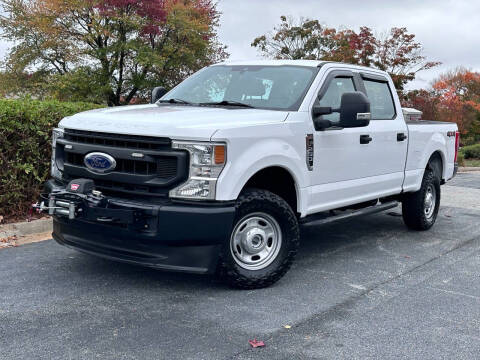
[
  {"x1": 457, "y1": 152, "x2": 465, "y2": 167},
  {"x1": 460, "y1": 143, "x2": 480, "y2": 159},
  {"x1": 0, "y1": 99, "x2": 102, "y2": 220}
]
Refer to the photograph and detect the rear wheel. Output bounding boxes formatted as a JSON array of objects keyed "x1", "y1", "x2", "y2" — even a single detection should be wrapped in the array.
[
  {"x1": 402, "y1": 168, "x2": 441, "y2": 231},
  {"x1": 218, "y1": 188, "x2": 300, "y2": 289}
]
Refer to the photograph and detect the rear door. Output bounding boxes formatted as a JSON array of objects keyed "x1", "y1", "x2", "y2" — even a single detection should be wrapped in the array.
[
  {"x1": 360, "y1": 72, "x2": 408, "y2": 189},
  {"x1": 307, "y1": 69, "x2": 407, "y2": 214}
]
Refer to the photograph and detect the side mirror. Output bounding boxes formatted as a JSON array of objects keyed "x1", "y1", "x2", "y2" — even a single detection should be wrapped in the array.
[
  {"x1": 151, "y1": 86, "x2": 168, "y2": 104},
  {"x1": 312, "y1": 105, "x2": 334, "y2": 130},
  {"x1": 338, "y1": 92, "x2": 371, "y2": 128},
  {"x1": 312, "y1": 106, "x2": 333, "y2": 117},
  {"x1": 313, "y1": 118, "x2": 333, "y2": 131}
]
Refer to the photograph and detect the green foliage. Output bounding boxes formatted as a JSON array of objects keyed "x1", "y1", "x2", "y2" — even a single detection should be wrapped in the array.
[
  {"x1": 0, "y1": 0, "x2": 228, "y2": 105},
  {"x1": 464, "y1": 159, "x2": 480, "y2": 167},
  {"x1": 0, "y1": 99, "x2": 101, "y2": 219},
  {"x1": 460, "y1": 144, "x2": 480, "y2": 159},
  {"x1": 457, "y1": 152, "x2": 465, "y2": 167}
]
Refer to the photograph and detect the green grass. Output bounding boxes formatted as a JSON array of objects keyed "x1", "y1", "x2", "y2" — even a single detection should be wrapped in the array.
[{"x1": 464, "y1": 159, "x2": 480, "y2": 167}]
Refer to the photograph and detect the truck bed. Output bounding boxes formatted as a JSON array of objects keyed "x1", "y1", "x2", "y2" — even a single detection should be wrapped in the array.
[
  {"x1": 405, "y1": 120, "x2": 458, "y2": 184},
  {"x1": 406, "y1": 120, "x2": 456, "y2": 126}
]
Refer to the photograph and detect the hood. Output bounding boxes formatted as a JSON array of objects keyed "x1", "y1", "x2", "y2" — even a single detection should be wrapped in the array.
[{"x1": 59, "y1": 104, "x2": 289, "y2": 141}]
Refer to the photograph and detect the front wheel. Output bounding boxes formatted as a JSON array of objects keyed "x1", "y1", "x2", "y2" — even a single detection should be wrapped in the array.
[
  {"x1": 218, "y1": 188, "x2": 300, "y2": 289},
  {"x1": 402, "y1": 168, "x2": 441, "y2": 231}
]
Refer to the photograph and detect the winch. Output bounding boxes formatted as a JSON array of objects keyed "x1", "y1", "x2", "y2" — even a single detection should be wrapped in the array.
[
  {"x1": 34, "y1": 179, "x2": 106, "y2": 220},
  {"x1": 34, "y1": 179, "x2": 158, "y2": 229}
]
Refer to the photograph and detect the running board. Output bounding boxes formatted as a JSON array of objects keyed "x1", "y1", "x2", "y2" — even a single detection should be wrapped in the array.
[{"x1": 301, "y1": 201, "x2": 399, "y2": 227}]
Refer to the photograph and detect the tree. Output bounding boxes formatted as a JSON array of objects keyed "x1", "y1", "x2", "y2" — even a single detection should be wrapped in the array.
[
  {"x1": 401, "y1": 89, "x2": 439, "y2": 121},
  {"x1": 0, "y1": 0, "x2": 228, "y2": 105},
  {"x1": 431, "y1": 68, "x2": 480, "y2": 142},
  {"x1": 252, "y1": 16, "x2": 439, "y2": 90},
  {"x1": 403, "y1": 68, "x2": 480, "y2": 144},
  {"x1": 373, "y1": 27, "x2": 439, "y2": 90}
]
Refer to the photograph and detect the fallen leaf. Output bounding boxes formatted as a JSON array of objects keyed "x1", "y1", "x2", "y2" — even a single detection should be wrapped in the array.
[
  {"x1": 248, "y1": 339, "x2": 265, "y2": 348},
  {"x1": 284, "y1": 325, "x2": 291, "y2": 329}
]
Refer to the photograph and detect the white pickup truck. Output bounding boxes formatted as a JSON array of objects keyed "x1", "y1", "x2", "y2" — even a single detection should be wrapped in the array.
[{"x1": 42, "y1": 60, "x2": 459, "y2": 289}]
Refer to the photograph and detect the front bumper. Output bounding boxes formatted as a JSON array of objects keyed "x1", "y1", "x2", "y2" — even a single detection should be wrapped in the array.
[{"x1": 45, "y1": 180, "x2": 236, "y2": 273}]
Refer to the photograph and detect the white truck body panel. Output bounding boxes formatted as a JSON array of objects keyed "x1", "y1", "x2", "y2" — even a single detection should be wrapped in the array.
[
  {"x1": 59, "y1": 60, "x2": 458, "y2": 218},
  {"x1": 60, "y1": 104, "x2": 289, "y2": 141},
  {"x1": 403, "y1": 122, "x2": 457, "y2": 191}
]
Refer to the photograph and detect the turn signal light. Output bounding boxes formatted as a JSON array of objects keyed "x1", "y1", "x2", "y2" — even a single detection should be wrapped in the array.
[{"x1": 214, "y1": 145, "x2": 226, "y2": 165}]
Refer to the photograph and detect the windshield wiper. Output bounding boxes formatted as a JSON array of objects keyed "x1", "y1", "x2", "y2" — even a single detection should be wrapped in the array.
[
  {"x1": 199, "y1": 100, "x2": 255, "y2": 108},
  {"x1": 158, "y1": 98, "x2": 192, "y2": 105}
]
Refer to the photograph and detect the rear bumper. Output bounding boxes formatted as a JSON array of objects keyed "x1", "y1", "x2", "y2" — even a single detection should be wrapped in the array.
[{"x1": 46, "y1": 180, "x2": 235, "y2": 273}]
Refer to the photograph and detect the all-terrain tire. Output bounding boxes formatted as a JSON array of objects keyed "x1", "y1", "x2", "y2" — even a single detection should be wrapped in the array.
[
  {"x1": 402, "y1": 168, "x2": 441, "y2": 231},
  {"x1": 218, "y1": 188, "x2": 300, "y2": 289}
]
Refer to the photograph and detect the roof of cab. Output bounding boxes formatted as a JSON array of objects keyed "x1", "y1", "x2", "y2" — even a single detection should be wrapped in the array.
[
  {"x1": 212, "y1": 59, "x2": 389, "y2": 76},
  {"x1": 214, "y1": 59, "x2": 325, "y2": 67}
]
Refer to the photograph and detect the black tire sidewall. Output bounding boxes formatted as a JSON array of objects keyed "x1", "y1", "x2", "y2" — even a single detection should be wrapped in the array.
[
  {"x1": 402, "y1": 168, "x2": 441, "y2": 230},
  {"x1": 219, "y1": 189, "x2": 299, "y2": 288},
  {"x1": 423, "y1": 170, "x2": 441, "y2": 227}
]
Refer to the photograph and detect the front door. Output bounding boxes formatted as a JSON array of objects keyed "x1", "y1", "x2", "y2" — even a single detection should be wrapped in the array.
[{"x1": 307, "y1": 70, "x2": 407, "y2": 214}]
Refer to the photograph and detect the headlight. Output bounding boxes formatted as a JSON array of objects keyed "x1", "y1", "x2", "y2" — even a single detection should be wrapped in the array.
[
  {"x1": 169, "y1": 141, "x2": 226, "y2": 200},
  {"x1": 51, "y1": 128, "x2": 64, "y2": 180}
]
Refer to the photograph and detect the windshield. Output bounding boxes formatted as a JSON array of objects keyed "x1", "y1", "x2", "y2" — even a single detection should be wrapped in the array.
[{"x1": 161, "y1": 65, "x2": 319, "y2": 111}]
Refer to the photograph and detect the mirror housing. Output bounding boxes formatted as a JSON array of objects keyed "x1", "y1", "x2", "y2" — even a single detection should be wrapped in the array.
[
  {"x1": 313, "y1": 118, "x2": 333, "y2": 131},
  {"x1": 338, "y1": 92, "x2": 371, "y2": 128},
  {"x1": 312, "y1": 106, "x2": 333, "y2": 117},
  {"x1": 151, "y1": 86, "x2": 167, "y2": 104},
  {"x1": 312, "y1": 105, "x2": 335, "y2": 130}
]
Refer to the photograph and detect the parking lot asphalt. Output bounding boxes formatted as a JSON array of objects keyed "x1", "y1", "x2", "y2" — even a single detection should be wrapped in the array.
[{"x1": 1, "y1": 172, "x2": 479, "y2": 360}]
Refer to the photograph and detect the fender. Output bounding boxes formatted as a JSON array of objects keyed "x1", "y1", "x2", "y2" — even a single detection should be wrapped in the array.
[
  {"x1": 214, "y1": 137, "x2": 308, "y2": 212},
  {"x1": 421, "y1": 132, "x2": 447, "y2": 177},
  {"x1": 404, "y1": 131, "x2": 448, "y2": 192}
]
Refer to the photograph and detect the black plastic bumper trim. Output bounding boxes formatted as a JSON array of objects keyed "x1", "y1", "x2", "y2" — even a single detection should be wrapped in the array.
[
  {"x1": 45, "y1": 179, "x2": 236, "y2": 273},
  {"x1": 53, "y1": 231, "x2": 220, "y2": 274}
]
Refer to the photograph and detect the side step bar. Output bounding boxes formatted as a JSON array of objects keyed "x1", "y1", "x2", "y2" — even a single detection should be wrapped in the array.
[{"x1": 301, "y1": 201, "x2": 399, "y2": 227}]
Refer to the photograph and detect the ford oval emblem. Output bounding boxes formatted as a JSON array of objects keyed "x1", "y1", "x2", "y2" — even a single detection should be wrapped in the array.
[{"x1": 84, "y1": 152, "x2": 116, "y2": 174}]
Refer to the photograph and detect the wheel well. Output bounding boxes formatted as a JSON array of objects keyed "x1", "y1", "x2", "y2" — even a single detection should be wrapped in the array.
[
  {"x1": 427, "y1": 151, "x2": 444, "y2": 181},
  {"x1": 242, "y1": 167, "x2": 298, "y2": 213}
]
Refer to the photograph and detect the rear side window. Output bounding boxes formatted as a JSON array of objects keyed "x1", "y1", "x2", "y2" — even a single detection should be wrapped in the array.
[{"x1": 363, "y1": 80, "x2": 396, "y2": 120}]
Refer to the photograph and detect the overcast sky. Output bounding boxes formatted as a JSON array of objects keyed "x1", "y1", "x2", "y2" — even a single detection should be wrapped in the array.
[
  {"x1": 217, "y1": 0, "x2": 480, "y2": 89},
  {"x1": 0, "y1": 0, "x2": 478, "y2": 90}
]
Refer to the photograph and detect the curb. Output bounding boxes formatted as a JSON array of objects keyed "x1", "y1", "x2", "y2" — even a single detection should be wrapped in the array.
[
  {"x1": 459, "y1": 167, "x2": 480, "y2": 172},
  {"x1": 0, "y1": 218, "x2": 52, "y2": 239}
]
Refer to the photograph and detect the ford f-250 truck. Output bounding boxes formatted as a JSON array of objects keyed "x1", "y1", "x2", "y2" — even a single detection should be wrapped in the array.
[{"x1": 37, "y1": 60, "x2": 459, "y2": 289}]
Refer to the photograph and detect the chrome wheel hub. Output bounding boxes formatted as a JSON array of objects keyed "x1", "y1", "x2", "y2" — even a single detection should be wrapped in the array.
[
  {"x1": 230, "y1": 212, "x2": 282, "y2": 270},
  {"x1": 424, "y1": 185, "x2": 436, "y2": 219}
]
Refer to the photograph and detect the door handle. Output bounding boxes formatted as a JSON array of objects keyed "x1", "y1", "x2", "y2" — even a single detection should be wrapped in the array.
[
  {"x1": 397, "y1": 133, "x2": 407, "y2": 142},
  {"x1": 360, "y1": 135, "x2": 372, "y2": 144}
]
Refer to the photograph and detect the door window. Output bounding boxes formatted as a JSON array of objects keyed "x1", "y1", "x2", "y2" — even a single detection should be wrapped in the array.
[
  {"x1": 319, "y1": 77, "x2": 356, "y2": 123},
  {"x1": 363, "y1": 80, "x2": 396, "y2": 119}
]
